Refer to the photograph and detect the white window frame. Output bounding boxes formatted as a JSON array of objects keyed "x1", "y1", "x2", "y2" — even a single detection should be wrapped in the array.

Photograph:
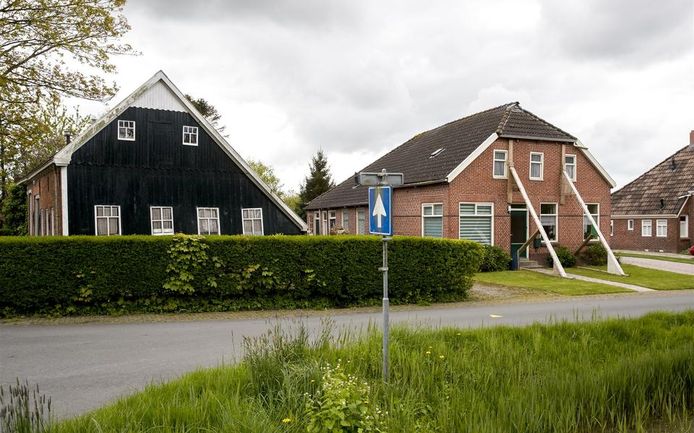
[
  {"x1": 627, "y1": 219, "x2": 634, "y2": 231},
  {"x1": 539, "y1": 202, "x2": 558, "y2": 242},
  {"x1": 656, "y1": 219, "x2": 667, "y2": 238},
  {"x1": 421, "y1": 203, "x2": 444, "y2": 238},
  {"x1": 641, "y1": 219, "x2": 652, "y2": 237},
  {"x1": 356, "y1": 209, "x2": 366, "y2": 235},
  {"x1": 313, "y1": 211, "x2": 320, "y2": 235},
  {"x1": 680, "y1": 215, "x2": 689, "y2": 239},
  {"x1": 583, "y1": 203, "x2": 599, "y2": 239},
  {"x1": 197, "y1": 207, "x2": 220, "y2": 235},
  {"x1": 328, "y1": 210, "x2": 337, "y2": 233},
  {"x1": 241, "y1": 208, "x2": 264, "y2": 235},
  {"x1": 182, "y1": 125, "x2": 198, "y2": 146},
  {"x1": 342, "y1": 209, "x2": 349, "y2": 231},
  {"x1": 564, "y1": 154, "x2": 577, "y2": 182},
  {"x1": 492, "y1": 149, "x2": 508, "y2": 179},
  {"x1": 459, "y1": 202, "x2": 495, "y2": 246},
  {"x1": 150, "y1": 206, "x2": 174, "y2": 235},
  {"x1": 94, "y1": 205, "x2": 121, "y2": 236},
  {"x1": 610, "y1": 220, "x2": 614, "y2": 237},
  {"x1": 529, "y1": 152, "x2": 544, "y2": 181},
  {"x1": 117, "y1": 120, "x2": 136, "y2": 141}
]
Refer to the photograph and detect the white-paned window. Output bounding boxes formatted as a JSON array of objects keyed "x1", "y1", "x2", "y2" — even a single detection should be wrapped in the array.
[
  {"x1": 540, "y1": 203, "x2": 558, "y2": 242},
  {"x1": 493, "y1": 150, "x2": 508, "y2": 178},
  {"x1": 117, "y1": 120, "x2": 135, "y2": 141},
  {"x1": 610, "y1": 220, "x2": 614, "y2": 236},
  {"x1": 197, "y1": 207, "x2": 220, "y2": 235},
  {"x1": 151, "y1": 206, "x2": 174, "y2": 235},
  {"x1": 656, "y1": 219, "x2": 667, "y2": 238},
  {"x1": 422, "y1": 203, "x2": 444, "y2": 238},
  {"x1": 183, "y1": 125, "x2": 198, "y2": 146},
  {"x1": 328, "y1": 210, "x2": 336, "y2": 232},
  {"x1": 342, "y1": 210, "x2": 349, "y2": 231},
  {"x1": 49, "y1": 208, "x2": 54, "y2": 235},
  {"x1": 313, "y1": 211, "x2": 320, "y2": 235},
  {"x1": 357, "y1": 209, "x2": 366, "y2": 235},
  {"x1": 564, "y1": 154, "x2": 576, "y2": 181},
  {"x1": 583, "y1": 203, "x2": 599, "y2": 239},
  {"x1": 242, "y1": 208, "x2": 263, "y2": 235},
  {"x1": 459, "y1": 203, "x2": 493, "y2": 245},
  {"x1": 680, "y1": 215, "x2": 689, "y2": 238},
  {"x1": 642, "y1": 219, "x2": 652, "y2": 237},
  {"x1": 95, "y1": 205, "x2": 121, "y2": 236},
  {"x1": 322, "y1": 211, "x2": 328, "y2": 235},
  {"x1": 529, "y1": 152, "x2": 544, "y2": 180},
  {"x1": 628, "y1": 219, "x2": 634, "y2": 231}
]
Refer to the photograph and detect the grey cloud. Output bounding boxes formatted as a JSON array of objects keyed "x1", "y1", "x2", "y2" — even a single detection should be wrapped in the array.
[{"x1": 539, "y1": 0, "x2": 692, "y2": 65}]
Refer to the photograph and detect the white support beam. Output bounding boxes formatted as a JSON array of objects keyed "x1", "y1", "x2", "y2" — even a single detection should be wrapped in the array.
[
  {"x1": 562, "y1": 171, "x2": 625, "y2": 276},
  {"x1": 509, "y1": 167, "x2": 567, "y2": 277}
]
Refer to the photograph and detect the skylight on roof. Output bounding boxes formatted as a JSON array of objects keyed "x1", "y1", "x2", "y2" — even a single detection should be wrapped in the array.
[{"x1": 429, "y1": 148, "x2": 445, "y2": 158}]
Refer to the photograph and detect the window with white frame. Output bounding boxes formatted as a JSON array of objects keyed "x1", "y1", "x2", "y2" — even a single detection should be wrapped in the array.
[
  {"x1": 540, "y1": 203, "x2": 558, "y2": 242},
  {"x1": 656, "y1": 219, "x2": 667, "y2": 237},
  {"x1": 583, "y1": 203, "x2": 599, "y2": 239},
  {"x1": 197, "y1": 207, "x2": 220, "y2": 235},
  {"x1": 313, "y1": 211, "x2": 320, "y2": 235},
  {"x1": 422, "y1": 203, "x2": 444, "y2": 237},
  {"x1": 529, "y1": 152, "x2": 544, "y2": 180},
  {"x1": 628, "y1": 219, "x2": 634, "y2": 231},
  {"x1": 151, "y1": 206, "x2": 174, "y2": 235},
  {"x1": 356, "y1": 209, "x2": 365, "y2": 234},
  {"x1": 680, "y1": 215, "x2": 689, "y2": 238},
  {"x1": 642, "y1": 219, "x2": 652, "y2": 237},
  {"x1": 342, "y1": 210, "x2": 349, "y2": 231},
  {"x1": 117, "y1": 120, "x2": 135, "y2": 141},
  {"x1": 459, "y1": 203, "x2": 493, "y2": 245},
  {"x1": 564, "y1": 154, "x2": 576, "y2": 181},
  {"x1": 95, "y1": 205, "x2": 121, "y2": 236},
  {"x1": 328, "y1": 210, "x2": 336, "y2": 233},
  {"x1": 242, "y1": 208, "x2": 263, "y2": 235},
  {"x1": 182, "y1": 125, "x2": 198, "y2": 146},
  {"x1": 493, "y1": 150, "x2": 508, "y2": 178},
  {"x1": 610, "y1": 220, "x2": 614, "y2": 236}
]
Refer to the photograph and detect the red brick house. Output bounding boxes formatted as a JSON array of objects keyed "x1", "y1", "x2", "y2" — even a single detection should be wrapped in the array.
[
  {"x1": 306, "y1": 102, "x2": 622, "y2": 274},
  {"x1": 611, "y1": 132, "x2": 694, "y2": 253}
]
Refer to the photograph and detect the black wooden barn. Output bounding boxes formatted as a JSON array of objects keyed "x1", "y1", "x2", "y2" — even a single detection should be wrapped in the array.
[{"x1": 21, "y1": 71, "x2": 306, "y2": 236}]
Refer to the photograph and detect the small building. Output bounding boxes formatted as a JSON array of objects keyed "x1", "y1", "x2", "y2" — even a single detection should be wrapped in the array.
[
  {"x1": 611, "y1": 132, "x2": 694, "y2": 253},
  {"x1": 21, "y1": 71, "x2": 306, "y2": 236},
  {"x1": 307, "y1": 102, "x2": 617, "y2": 265}
]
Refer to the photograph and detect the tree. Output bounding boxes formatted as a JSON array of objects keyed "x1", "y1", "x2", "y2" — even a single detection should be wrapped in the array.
[
  {"x1": 185, "y1": 95, "x2": 225, "y2": 133},
  {"x1": 298, "y1": 150, "x2": 334, "y2": 219},
  {"x1": 0, "y1": 182, "x2": 27, "y2": 235},
  {"x1": 248, "y1": 160, "x2": 284, "y2": 198}
]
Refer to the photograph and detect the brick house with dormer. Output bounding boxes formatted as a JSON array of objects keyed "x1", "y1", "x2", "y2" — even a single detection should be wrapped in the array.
[{"x1": 306, "y1": 103, "x2": 617, "y2": 263}]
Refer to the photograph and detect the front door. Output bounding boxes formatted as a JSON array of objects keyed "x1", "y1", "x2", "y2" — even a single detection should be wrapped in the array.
[{"x1": 510, "y1": 204, "x2": 528, "y2": 260}]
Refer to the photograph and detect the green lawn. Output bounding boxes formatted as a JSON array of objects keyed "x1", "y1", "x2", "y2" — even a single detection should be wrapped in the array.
[
  {"x1": 568, "y1": 264, "x2": 694, "y2": 290},
  {"x1": 618, "y1": 252, "x2": 694, "y2": 265},
  {"x1": 474, "y1": 269, "x2": 627, "y2": 295},
  {"x1": 51, "y1": 313, "x2": 694, "y2": 433}
]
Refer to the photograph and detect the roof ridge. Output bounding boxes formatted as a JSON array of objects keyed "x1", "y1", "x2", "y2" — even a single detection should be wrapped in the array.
[
  {"x1": 613, "y1": 144, "x2": 693, "y2": 196},
  {"x1": 495, "y1": 102, "x2": 518, "y2": 135},
  {"x1": 500, "y1": 104, "x2": 576, "y2": 140}
]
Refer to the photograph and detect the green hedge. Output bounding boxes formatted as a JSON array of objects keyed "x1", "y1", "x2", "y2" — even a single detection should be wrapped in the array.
[{"x1": 0, "y1": 235, "x2": 482, "y2": 317}]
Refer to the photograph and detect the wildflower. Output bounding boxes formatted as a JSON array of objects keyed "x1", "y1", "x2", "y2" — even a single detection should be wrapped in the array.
[
  {"x1": 425, "y1": 350, "x2": 431, "y2": 355},
  {"x1": 439, "y1": 355, "x2": 445, "y2": 360},
  {"x1": 282, "y1": 417, "x2": 293, "y2": 424}
]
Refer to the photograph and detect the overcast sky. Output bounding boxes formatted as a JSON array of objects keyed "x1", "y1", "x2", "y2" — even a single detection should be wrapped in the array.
[{"x1": 73, "y1": 0, "x2": 693, "y2": 192}]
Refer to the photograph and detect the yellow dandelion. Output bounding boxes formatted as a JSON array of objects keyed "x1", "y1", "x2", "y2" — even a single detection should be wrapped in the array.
[
  {"x1": 439, "y1": 355, "x2": 445, "y2": 360},
  {"x1": 282, "y1": 417, "x2": 292, "y2": 424},
  {"x1": 425, "y1": 350, "x2": 431, "y2": 355}
]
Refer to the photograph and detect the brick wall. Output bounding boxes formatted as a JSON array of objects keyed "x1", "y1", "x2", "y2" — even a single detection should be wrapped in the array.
[{"x1": 26, "y1": 165, "x2": 63, "y2": 236}]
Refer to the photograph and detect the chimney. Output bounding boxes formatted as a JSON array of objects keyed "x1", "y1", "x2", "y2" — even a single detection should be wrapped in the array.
[{"x1": 64, "y1": 133, "x2": 72, "y2": 145}]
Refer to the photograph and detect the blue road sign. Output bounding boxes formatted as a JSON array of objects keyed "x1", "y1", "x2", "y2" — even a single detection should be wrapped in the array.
[{"x1": 369, "y1": 186, "x2": 392, "y2": 235}]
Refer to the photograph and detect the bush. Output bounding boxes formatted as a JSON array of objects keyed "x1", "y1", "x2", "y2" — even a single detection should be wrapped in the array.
[
  {"x1": 546, "y1": 245, "x2": 576, "y2": 268},
  {"x1": 479, "y1": 245, "x2": 512, "y2": 272},
  {"x1": 0, "y1": 235, "x2": 483, "y2": 317},
  {"x1": 689, "y1": 245, "x2": 694, "y2": 256},
  {"x1": 581, "y1": 243, "x2": 607, "y2": 266}
]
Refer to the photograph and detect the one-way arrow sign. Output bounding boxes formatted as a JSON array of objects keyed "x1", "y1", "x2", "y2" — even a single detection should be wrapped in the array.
[{"x1": 369, "y1": 186, "x2": 392, "y2": 235}]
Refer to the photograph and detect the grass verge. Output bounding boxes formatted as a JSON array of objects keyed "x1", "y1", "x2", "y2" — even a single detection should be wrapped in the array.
[
  {"x1": 617, "y1": 252, "x2": 694, "y2": 265},
  {"x1": 473, "y1": 269, "x2": 627, "y2": 295},
  {"x1": 54, "y1": 312, "x2": 694, "y2": 433},
  {"x1": 569, "y1": 264, "x2": 694, "y2": 290}
]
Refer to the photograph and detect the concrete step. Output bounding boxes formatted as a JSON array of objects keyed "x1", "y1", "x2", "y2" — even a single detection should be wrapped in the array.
[{"x1": 519, "y1": 259, "x2": 544, "y2": 269}]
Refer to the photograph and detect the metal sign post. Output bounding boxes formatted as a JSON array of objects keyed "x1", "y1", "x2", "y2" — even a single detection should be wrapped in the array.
[{"x1": 360, "y1": 169, "x2": 403, "y2": 383}]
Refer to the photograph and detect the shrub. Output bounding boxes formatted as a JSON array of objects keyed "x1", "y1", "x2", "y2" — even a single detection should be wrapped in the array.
[
  {"x1": 581, "y1": 243, "x2": 608, "y2": 266},
  {"x1": 546, "y1": 245, "x2": 576, "y2": 268},
  {"x1": 479, "y1": 245, "x2": 512, "y2": 272},
  {"x1": 0, "y1": 235, "x2": 483, "y2": 317},
  {"x1": 689, "y1": 245, "x2": 694, "y2": 256}
]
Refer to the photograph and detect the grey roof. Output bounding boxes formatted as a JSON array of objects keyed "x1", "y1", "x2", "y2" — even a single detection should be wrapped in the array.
[
  {"x1": 307, "y1": 102, "x2": 576, "y2": 210},
  {"x1": 612, "y1": 144, "x2": 694, "y2": 215}
]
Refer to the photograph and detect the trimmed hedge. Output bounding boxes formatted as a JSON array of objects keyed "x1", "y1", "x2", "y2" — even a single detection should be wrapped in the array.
[{"x1": 0, "y1": 235, "x2": 482, "y2": 317}]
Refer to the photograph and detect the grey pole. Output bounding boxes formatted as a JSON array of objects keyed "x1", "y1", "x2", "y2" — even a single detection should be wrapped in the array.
[{"x1": 380, "y1": 235, "x2": 390, "y2": 382}]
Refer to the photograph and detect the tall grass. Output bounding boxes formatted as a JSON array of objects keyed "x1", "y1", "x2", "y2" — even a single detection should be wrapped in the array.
[{"x1": 56, "y1": 312, "x2": 694, "y2": 433}]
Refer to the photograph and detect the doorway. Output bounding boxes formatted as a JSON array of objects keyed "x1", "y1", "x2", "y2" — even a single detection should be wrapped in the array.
[{"x1": 510, "y1": 204, "x2": 528, "y2": 259}]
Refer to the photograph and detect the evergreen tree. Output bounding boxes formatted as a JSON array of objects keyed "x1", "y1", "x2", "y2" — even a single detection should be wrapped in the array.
[
  {"x1": 298, "y1": 150, "x2": 334, "y2": 219},
  {"x1": 0, "y1": 182, "x2": 27, "y2": 235},
  {"x1": 185, "y1": 95, "x2": 225, "y2": 133}
]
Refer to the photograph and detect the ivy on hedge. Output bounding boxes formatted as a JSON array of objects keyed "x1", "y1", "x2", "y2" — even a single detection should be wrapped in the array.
[{"x1": 0, "y1": 235, "x2": 482, "y2": 317}]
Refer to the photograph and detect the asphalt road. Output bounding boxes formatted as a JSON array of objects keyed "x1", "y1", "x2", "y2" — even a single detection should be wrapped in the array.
[{"x1": 2, "y1": 290, "x2": 694, "y2": 418}]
